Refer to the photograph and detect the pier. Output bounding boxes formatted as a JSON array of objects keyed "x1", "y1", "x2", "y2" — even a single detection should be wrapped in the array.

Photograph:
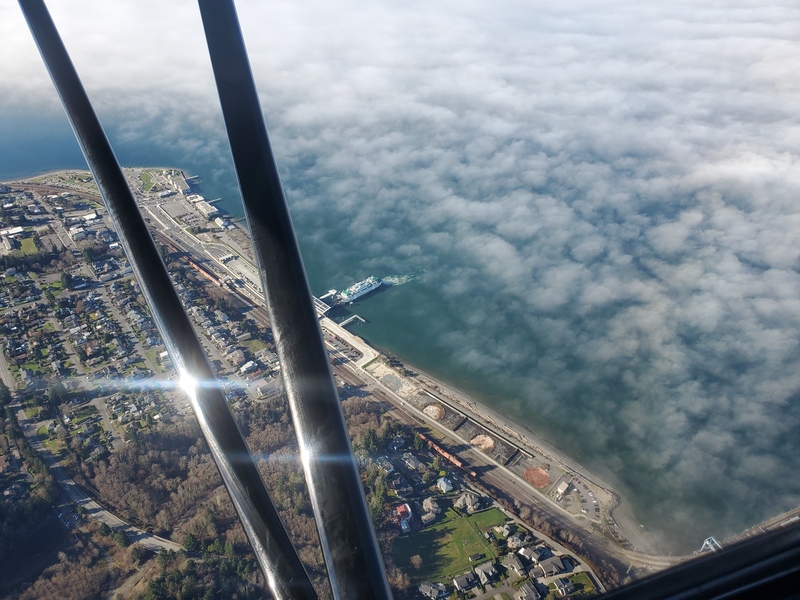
[{"x1": 340, "y1": 314, "x2": 365, "y2": 327}]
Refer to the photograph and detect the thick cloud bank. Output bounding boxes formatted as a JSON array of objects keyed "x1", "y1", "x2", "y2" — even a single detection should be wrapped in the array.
[{"x1": 3, "y1": 0, "x2": 800, "y2": 552}]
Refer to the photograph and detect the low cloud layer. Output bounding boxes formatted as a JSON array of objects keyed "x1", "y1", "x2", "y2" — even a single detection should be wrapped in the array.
[{"x1": 3, "y1": 0, "x2": 800, "y2": 552}]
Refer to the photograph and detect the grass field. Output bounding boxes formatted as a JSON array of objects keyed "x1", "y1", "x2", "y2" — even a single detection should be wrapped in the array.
[
  {"x1": 242, "y1": 338, "x2": 267, "y2": 353},
  {"x1": 20, "y1": 237, "x2": 37, "y2": 255},
  {"x1": 140, "y1": 171, "x2": 155, "y2": 192},
  {"x1": 545, "y1": 572, "x2": 597, "y2": 599},
  {"x1": 145, "y1": 349, "x2": 161, "y2": 372},
  {"x1": 394, "y1": 507, "x2": 508, "y2": 584}
]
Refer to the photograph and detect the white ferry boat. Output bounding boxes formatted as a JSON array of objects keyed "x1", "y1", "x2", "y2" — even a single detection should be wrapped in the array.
[{"x1": 335, "y1": 276, "x2": 382, "y2": 304}]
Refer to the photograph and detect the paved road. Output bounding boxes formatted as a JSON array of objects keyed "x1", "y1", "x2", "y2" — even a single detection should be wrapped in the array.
[
  {"x1": 0, "y1": 346, "x2": 16, "y2": 391},
  {"x1": 325, "y1": 344, "x2": 686, "y2": 577},
  {"x1": 16, "y1": 408, "x2": 181, "y2": 553}
]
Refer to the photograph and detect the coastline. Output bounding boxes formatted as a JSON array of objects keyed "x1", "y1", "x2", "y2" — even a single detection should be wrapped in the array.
[
  {"x1": 367, "y1": 349, "x2": 662, "y2": 556},
  {"x1": 3, "y1": 167, "x2": 662, "y2": 558}
]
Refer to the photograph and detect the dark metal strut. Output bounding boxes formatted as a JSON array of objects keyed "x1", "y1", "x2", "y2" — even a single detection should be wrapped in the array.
[
  {"x1": 17, "y1": 1, "x2": 317, "y2": 598},
  {"x1": 197, "y1": 1, "x2": 392, "y2": 598}
]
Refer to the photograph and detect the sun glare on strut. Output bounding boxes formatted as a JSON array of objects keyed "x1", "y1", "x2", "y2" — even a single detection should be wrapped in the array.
[{"x1": 179, "y1": 371, "x2": 199, "y2": 399}]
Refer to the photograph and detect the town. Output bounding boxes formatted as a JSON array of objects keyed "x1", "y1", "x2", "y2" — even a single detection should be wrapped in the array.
[{"x1": 0, "y1": 168, "x2": 672, "y2": 599}]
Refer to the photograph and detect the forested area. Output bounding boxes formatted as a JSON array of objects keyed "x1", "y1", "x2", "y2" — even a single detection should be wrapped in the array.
[
  {"x1": 0, "y1": 405, "x2": 59, "y2": 572},
  {"x1": 51, "y1": 390, "x2": 413, "y2": 598},
  {"x1": 18, "y1": 522, "x2": 135, "y2": 600},
  {"x1": 72, "y1": 421, "x2": 221, "y2": 535}
]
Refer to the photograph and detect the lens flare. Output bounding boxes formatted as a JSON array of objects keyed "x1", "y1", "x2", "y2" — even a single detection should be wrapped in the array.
[{"x1": 179, "y1": 371, "x2": 198, "y2": 397}]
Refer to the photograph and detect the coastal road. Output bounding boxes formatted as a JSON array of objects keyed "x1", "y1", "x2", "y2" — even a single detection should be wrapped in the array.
[
  {"x1": 325, "y1": 345, "x2": 690, "y2": 575},
  {"x1": 113, "y1": 177, "x2": 689, "y2": 576}
]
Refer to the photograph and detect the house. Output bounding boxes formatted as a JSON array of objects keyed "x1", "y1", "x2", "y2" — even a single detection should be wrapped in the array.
[
  {"x1": 389, "y1": 474, "x2": 413, "y2": 498},
  {"x1": 538, "y1": 556, "x2": 566, "y2": 578},
  {"x1": 437, "y1": 476, "x2": 454, "y2": 493},
  {"x1": 420, "y1": 497, "x2": 440, "y2": 525},
  {"x1": 495, "y1": 524, "x2": 513, "y2": 537},
  {"x1": 502, "y1": 553, "x2": 527, "y2": 577},
  {"x1": 256, "y1": 378, "x2": 282, "y2": 399},
  {"x1": 422, "y1": 497, "x2": 440, "y2": 515},
  {"x1": 397, "y1": 503, "x2": 412, "y2": 521},
  {"x1": 240, "y1": 360, "x2": 257, "y2": 374},
  {"x1": 418, "y1": 582, "x2": 448, "y2": 599},
  {"x1": 420, "y1": 511, "x2": 436, "y2": 525},
  {"x1": 474, "y1": 561, "x2": 498, "y2": 586},
  {"x1": 375, "y1": 456, "x2": 395, "y2": 474},
  {"x1": 452, "y1": 572, "x2": 476, "y2": 591},
  {"x1": 388, "y1": 435, "x2": 405, "y2": 452},
  {"x1": 454, "y1": 492, "x2": 482, "y2": 514},
  {"x1": 519, "y1": 546, "x2": 552, "y2": 565},
  {"x1": 397, "y1": 502, "x2": 413, "y2": 532},
  {"x1": 401, "y1": 452, "x2": 423, "y2": 471},
  {"x1": 227, "y1": 349, "x2": 247, "y2": 366},
  {"x1": 555, "y1": 578, "x2": 576, "y2": 597},
  {"x1": 517, "y1": 582, "x2": 542, "y2": 600},
  {"x1": 507, "y1": 533, "x2": 526, "y2": 549}
]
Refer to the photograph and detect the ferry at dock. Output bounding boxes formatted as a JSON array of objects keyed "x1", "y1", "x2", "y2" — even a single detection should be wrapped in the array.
[{"x1": 334, "y1": 276, "x2": 382, "y2": 304}]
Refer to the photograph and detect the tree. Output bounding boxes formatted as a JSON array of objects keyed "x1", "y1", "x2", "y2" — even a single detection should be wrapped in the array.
[
  {"x1": 215, "y1": 297, "x2": 230, "y2": 313},
  {"x1": 61, "y1": 271, "x2": 74, "y2": 290},
  {"x1": 48, "y1": 381, "x2": 68, "y2": 406},
  {"x1": 112, "y1": 528, "x2": 130, "y2": 547},
  {"x1": 183, "y1": 533, "x2": 199, "y2": 552},
  {"x1": 207, "y1": 538, "x2": 223, "y2": 555},
  {"x1": 184, "y1": 559, "x2": 196, "y2": 577},
  {"x1": 410, "y1": 555, "x2": 423, "y2": 570},
  {"x1": 0, "y1": 380, "x2": 11, "y2": 406},
  {"x1": 362, "y1": 428, "x2": 378, "y2": 455},
  {"x1": 130, "y1": 545, "x2": 143, "y2": 565},
  {"x1": 413, "y1": 432, "x2": 424, "y2": 451}
]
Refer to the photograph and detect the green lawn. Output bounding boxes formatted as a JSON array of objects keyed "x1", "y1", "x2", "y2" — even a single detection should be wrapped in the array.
[
  {"x1": 20, "y1": 237, "x2": 37, "y2": 255},
  {"x1": 468, "y1": 507, "x2": 508, "y2": 530},
  {"x1": 568, "y1": 572, "x2": 597, "y2": 597},
  {"x1": 393, "y1": 508, "x2": 504, "y2": 584},
  {"x1": 545, "y1": 572, "x2": 597, "y2": 599},
  {"x1": 140, "y1": 171, "x2": 155, "y2": 192},
  {"x1": 242, "y1": 338, "x2": 267, "y2": 353}
]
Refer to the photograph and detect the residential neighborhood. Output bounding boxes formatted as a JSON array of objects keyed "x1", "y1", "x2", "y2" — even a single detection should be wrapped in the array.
[{"x1": 0, "y1": 169, "x2": 607, "y2": 598}]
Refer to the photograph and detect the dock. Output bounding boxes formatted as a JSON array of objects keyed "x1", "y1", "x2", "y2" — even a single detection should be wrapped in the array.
[{"x1": 340, "y1": 314, "x2": 365, "y2": 327}]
